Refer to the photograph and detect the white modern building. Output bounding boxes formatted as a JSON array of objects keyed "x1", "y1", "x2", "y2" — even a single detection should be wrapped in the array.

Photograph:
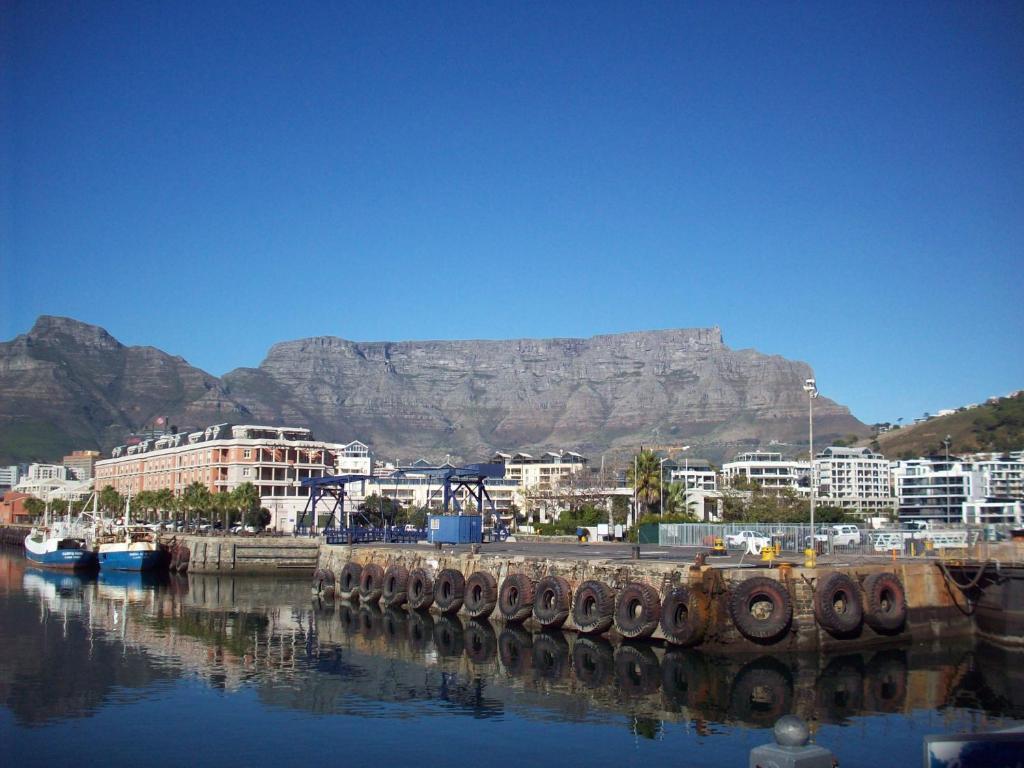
[
  {"x1": 27, "y1": 463, "x2": 70, "y2": 482},
  {"x1": 722, "y1": 452, "x2": 807, "y2": 493},
  {"x1": 814, "y1": 446, "x2": 894, "y2": 517},
  {"x1": 666, "y1": 459, "x2": 718, "y2": 491},
  {"x1": 893, "y1": 455, "x2": 1023, "y2": 525},
  {"x1": 0, "y1": 465, "x2": 20, "y2": 489}
]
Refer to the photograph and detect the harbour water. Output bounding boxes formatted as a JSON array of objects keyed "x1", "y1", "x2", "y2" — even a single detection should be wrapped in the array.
[{"x1": 1, "y1": 549, "x2": 1021, "y2": 767}]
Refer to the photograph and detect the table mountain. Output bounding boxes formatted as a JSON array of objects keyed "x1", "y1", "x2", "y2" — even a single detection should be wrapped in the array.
[{"x1": 0, "y1": 317, "x2": 867, "y2": 465}]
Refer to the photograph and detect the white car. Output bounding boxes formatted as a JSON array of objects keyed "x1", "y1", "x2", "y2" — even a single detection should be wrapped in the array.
[
  {"x1": 726, "y1": 530, "x2": 771, "y2": 553},
  {"x1": 808, "y1": 524, "x2": 861, "y2": 547}
]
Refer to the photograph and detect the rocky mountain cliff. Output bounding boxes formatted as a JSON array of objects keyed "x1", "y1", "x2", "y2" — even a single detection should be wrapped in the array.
[{"x1": 0, "y1": 316, "x2": 867, "y2": 465}]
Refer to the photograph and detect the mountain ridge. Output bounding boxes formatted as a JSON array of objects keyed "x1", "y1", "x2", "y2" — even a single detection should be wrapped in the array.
[{"x1": 0, "y1": 316, "x2": 867, "y2": 465}]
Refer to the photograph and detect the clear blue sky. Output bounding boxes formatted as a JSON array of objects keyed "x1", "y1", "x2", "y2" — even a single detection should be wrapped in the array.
[{"x1": 3, "y1": 2, "x2": 1022, "y2": 425}]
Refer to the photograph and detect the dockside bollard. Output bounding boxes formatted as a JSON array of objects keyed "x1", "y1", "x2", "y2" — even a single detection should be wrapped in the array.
[{"x1": 749, "y1": 716, "x2": 836, "y2": 768}]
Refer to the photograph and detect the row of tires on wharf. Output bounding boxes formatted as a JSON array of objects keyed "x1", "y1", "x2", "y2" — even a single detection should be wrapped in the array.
[
  {"x1": 316, "y1": 599, "x2": 912, "y2": 725},
  {"x1": 312, "y1": 560, "x2": 910, "y2": 646}
]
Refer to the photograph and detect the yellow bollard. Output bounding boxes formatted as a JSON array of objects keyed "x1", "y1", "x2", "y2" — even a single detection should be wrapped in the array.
[{"x1": 803, "y1": 547, "x2": 816, "y2": 568}]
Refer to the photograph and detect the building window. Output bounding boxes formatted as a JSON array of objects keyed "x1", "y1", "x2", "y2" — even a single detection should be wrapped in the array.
[
  {"x1": 242, "y1": 468, "x2": 251, "y2": 477},
  {"x1": 243, "y1": 449, "x2": 252, "y2": 459}
]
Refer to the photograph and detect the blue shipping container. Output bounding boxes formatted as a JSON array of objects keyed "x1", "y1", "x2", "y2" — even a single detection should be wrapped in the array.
[{"x1": 428, "y1": 514, "x2": 482, "y2": 544}]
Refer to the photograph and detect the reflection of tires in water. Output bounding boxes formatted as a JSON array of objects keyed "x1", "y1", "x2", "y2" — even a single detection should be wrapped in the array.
[
  {"x1": 728, "y1": 657, "x2": 794, "y2": 727},
  {"x1": 358, "y1": 605, "x2": 383, "y2": 640},
  {"x1": 433, "y1": 615, "x2": 465, "y2": 658},
  {"x1": 498, "y1": 626, "x2": 533, "y2": 677},
  {"x1": 815, "y1": 655, "x2": 865, "y2": 722},
  {"x1": 338, "y1": 602, "x2": 359, "y2": 635},
  {"x1": 532, "y1": 632, "x2": 569, "y2": 681},
  {"x1": 407, "y1": 610, "x2": 435, "y2": 652},
  {"x1": 864, "y1": 650, "x2": 907, "y2": 713},
  {"x1": 661, "y1": 650, "x2": 709, "y2": 710},
  {"x1": 382, "y1": 608, "x2": 408, "y2": 645},
  {"x1": 572, "y1": 637, "x2": 614, "y2": 688},
  {"x1": 614, "y1": 643, "x2": 661, "y2": 698},
  {"x1": 464, "y1": 619, "x2": 497, "y2": 665}
]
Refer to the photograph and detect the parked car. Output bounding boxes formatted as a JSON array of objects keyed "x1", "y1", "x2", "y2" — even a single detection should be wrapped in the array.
[
  {"x1": 726, "y1": 530, "x2": 771, "y2": 553},
  {"x1": 808, "y1": 524, "x2": 862, "y2": 547}
]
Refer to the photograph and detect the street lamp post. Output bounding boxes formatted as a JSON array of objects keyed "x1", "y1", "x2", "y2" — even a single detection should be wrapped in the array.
[
  {"x1": 659, "y1": 457, "x2": 668, "y2": 517},
  {"x1": 943, "y1": 434, "x2": 952, "y2": 523},
  {"x1": 803, "y1": 378, "x2": 819, "y2": 550}
]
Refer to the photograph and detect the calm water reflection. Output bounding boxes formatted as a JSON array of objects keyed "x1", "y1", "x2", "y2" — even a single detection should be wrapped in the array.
[{"x1": 1, "y1": 550, "x2": 1021, "y2": 767}]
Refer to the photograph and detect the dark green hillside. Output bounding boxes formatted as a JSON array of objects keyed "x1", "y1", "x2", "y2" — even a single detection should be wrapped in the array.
[{"x1": 875, "y1": 393, "x2": 1023, "y2": 459}]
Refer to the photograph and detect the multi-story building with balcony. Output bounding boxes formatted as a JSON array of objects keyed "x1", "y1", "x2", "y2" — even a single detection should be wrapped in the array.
[
  {"x1": 893, "y1": 455, "x2": 1022, "y2": 524},
  {"x1": 722, "y1": 452, "x2": 807, "y2": 493},
  {"x1": 813, "y1": 446, "x2": 893, "y2": 517},
  {"x1": 666, "y1": 459, "x2": 717, "y2": 491},
  {"x1": 94, "y1": 424, "x2": 367, "y2": 531},
  {"x1": 490, "y1": 451, "x2": 591, "y2": 523}
]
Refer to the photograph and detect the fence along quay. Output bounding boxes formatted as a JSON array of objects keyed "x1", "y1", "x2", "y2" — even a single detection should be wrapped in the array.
[{"x1": 314, "y1": 531, "x2": 1024, "y2": 652}]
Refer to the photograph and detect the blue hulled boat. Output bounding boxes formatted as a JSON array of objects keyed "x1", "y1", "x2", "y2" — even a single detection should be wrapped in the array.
[
  {"x1": 97, "y1": 533, "x2": 165, "y2": 571},
  {"x1": 24, "y1": 523, "x2": 98, "y2": 570}
]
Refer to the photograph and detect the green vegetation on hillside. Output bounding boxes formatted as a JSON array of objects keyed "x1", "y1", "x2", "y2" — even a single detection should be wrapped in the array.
[{"x1": 875, "y1": 393, "x2": 1023, "y2": 459}]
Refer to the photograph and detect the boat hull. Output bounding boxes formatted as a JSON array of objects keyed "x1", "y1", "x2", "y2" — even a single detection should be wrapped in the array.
[
  {"x1": 98, "y1": 546, "x2": 165, "y2": 572},
  {"x1": 24, "y1": 545, "x2": 98, "y2": 570}
]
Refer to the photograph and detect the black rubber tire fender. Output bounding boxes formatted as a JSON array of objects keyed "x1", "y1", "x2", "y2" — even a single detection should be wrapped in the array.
[
  {"x1": 813, "y1": 572, "x2": 864, "y2": 635},
  {"x1": 498, "y1": 627, "x2": 533, "y2": 677},
  {"x1": 533, "y1": 575, "x2": 572, "y2": 629},
  {"x1": 862, "y1": 572, "x2": 907, "y2": 633},
  {"x1": 727, "y1": 657, "x2": 794, "y2": 727},
  {"x1": 382, "y1": 565, "x2": 409, "y2": 608},
  {"x1": 169, "y1": 545, "x2": 180, "y2": 573},
  {"x1": 434, "y1": 569, "x2": 466, "y2": 614},
  {"x1": 614, "y1": 582, "x2": 662, "y2": 639},
  {"x1": 728, "y1": 576, "x2": 793, "y2": 643},
  {"x1": 531, "y1": 631, "x2": 569, "y2": 680},
  {"x1": 498, "y1": 573, "x2": 536, "y2": 622},
  {"x1": 407, "y1": 567, "x2": 435, "y2": 611},
  {"x1": 571, "y1": 637, "x2": 614, "y2": 688},
  {"x1": 432, "y1": 615, "x2": 464, "y2": 658},
  {"x1": 358, "y1": 563, "x2": 384, "y2": 603},
  {"x1": 339, "y1": 561, "x2": 363, "y2": 596},
  {"x1": 614, "y1": 643, "x2": 662, "y2": 697},
  {"x1": 572, "y1": 580, "x2": 615, "y2": 635},
  {"x1": 463, "y1": 619, "x2": 497, "y2": 665},
  {"x1": 464, "y1": 571, "x2": 498, "y2": 619},
  {"x1": 660, "y1": 585, "x2": 708, "y2": 646},
  {"x1": 338, "y1": 602, "x2": 358, "y2": 634}
]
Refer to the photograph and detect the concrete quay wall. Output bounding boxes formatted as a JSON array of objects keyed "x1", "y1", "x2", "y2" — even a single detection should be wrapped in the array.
[
  {"x1": 168, "y1": 535, "x2": 319, "y2": 574},
  {"x1": 318, "y1": 543, "x2": 973, "y2": 652}
]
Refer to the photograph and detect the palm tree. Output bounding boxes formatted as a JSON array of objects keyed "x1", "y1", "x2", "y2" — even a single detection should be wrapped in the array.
[
  {"x1": 231, "y1": 483, "x2": 261, "y2": 529},
  {"x1": 627, "y1": 449, "x2": 663, "y2": 517},
  {"x1": 24, "y1": 497, "x2": 45, "y2": 522},
  {"x1": 154, "y1": 488, "x2": 176, "y2": 525},
  {"x1": 660, "y1": 481, "x2": 690, "y2": 517},
  {"x1": 99, "y1": 485, "x2": 122, "y2": 517},
  {"x1": 181, "y1": 482, "x2": 211, "y2": 530}
]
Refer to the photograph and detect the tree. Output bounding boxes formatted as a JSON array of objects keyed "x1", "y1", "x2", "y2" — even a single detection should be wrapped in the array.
[
  {"x1": 627, "y1": 449, "x2": 663, "y2": 517},
  {"x1": 154, "y1": 488, "x2": 176, "y2": 522},
  {"x1": 50, "y1": 498, "x2": 69, "y2": 518},
  {"x1": 24, "y1": 497, "x2": 45, "y2": 521},
  {"x1": 245, "y1": 506, "x2": 272, "y2": 531},
  {"x1": 660, "y1": 481, "x2": 691, "y2": 517},
  {"x1": 231, "y1": 483, "x2": 261, "y2": 529},
  {"x1": 99, "y1": 485, "x2": 123, "y2": 516},
  {"x1": 181, "y1": 482, "x2": 211, "y2": 528}
]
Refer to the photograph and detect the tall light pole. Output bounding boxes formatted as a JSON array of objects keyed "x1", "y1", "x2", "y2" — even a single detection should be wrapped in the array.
[
  {"x1": 659, "y1": 457, "x2": 668, "y2": 517},
  {"x1": 803, "y1": 378, "x2": 819, "y2": 545},
  {"x1": 943, "y1": 434, "x2": 952, "y2": 522}
]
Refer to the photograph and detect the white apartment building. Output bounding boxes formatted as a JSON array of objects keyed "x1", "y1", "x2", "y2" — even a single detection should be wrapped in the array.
[
  {"x1": 893, "y1": 456, "x2": 1023, "y2": 525},
  {"x1": 95, "y1": 423, "x2": 368, "y2": 531},
  {"x1": 968, "y1": 453, "x2": 1024, "y2": 499},
  {"x1": 722, "y1": 452, "x2": 807, "y2": 493},
  {"x1": 0, "y1": 465, "x2": 20, "y2": 489},
  {"x1": 27, "y1": 463, "x2": 70, "y2": 481},
  {"x1": 814, "y1": 446, "x2": 893, "y2": 516},
  {"x1": 666, "y1": 459, "x2": 717, "y2": 491},
  {"x1": 491, "y1": 450, "x2": 593, "y2": 523}
]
